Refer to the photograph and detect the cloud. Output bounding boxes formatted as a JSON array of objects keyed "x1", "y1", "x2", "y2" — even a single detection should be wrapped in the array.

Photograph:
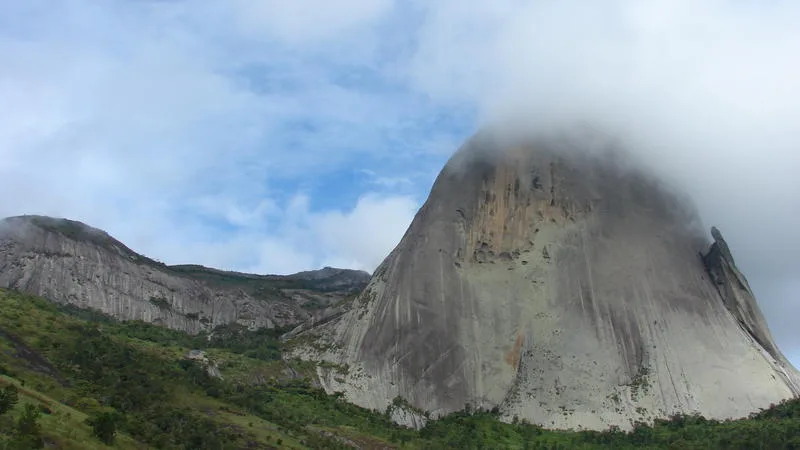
[
  {"x1": 136, "y1": 193, "x2": 419, "y2": 275},
  {"x1": 232, "y1": 0, "x2": 396, "y2": 44},
  {"x1": 313, "y1": 194, "x2": 419, "y2": 270},
  {"x1": 403, "y1": 0, "x2": 800, "y2": 365},
  {"x1": 407, "y1": 0, "x2": 800, "y2": 252},
  {"x1": 1, "y1": 0, "x2": 798, "y2": 366},
  {"x1": 0, "y1": 0, "x2": 454, "y2": 271},
  {"x1": 360, "y1": 169, "x2": 413, "y2": 189}
]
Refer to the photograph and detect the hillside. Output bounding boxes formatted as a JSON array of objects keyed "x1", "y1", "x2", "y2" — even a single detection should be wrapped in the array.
[
  {"x1": 1, "y1": 288, "x2": 799, "y2": 449},
  {"x1": 0, "y1": 215, "x2": 369, "y2": 334}
]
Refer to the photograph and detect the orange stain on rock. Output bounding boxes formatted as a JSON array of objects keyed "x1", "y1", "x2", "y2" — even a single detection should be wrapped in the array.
[{"x1": 505, "y1": 331, "x2": 524, "y2": 368}]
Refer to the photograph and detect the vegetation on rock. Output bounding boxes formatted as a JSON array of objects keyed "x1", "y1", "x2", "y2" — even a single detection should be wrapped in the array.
[{"x1": 0, "y1": 288, "x2": 798, "y2": 449}]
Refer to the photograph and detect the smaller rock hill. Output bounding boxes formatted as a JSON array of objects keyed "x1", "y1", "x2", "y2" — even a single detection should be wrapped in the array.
[{"x1": 0, "y1": 215, "x2": 370, "y2": 334}]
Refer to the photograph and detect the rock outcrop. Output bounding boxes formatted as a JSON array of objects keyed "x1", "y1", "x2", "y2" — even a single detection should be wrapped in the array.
[
  {"x1": 184, "y1": 349, "x2": 223, "y2": 379},
  {"x1": 0, "y1": 215, "x2": 369, "y2": 334},
  {"x1": 290, "y1": 130, "x2": 800, "y2": 430}
]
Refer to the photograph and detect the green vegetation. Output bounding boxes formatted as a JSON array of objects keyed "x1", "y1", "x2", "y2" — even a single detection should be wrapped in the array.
[
  {"x1": 148, "y1": 296, "x2": 171, "y2": 310},
  {"x1": 1, "y1": 288, "x2": 799, "y2": 449},
  {"x1": 0, "y1": 385, "x2": 18, "y2": 415},
  {"x1": 86, "y1": 411, "x2": 120, "y2": 445},
  {"x1": 628, "y1": 365, "x2": 651, "y2": 402},
  {"x1": 206, "y1": 323, "x2": 285, "y2": 361}
]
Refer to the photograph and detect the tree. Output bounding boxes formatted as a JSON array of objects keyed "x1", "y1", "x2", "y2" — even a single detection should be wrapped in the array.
[
  {"x1": 8, "y1": 403, "x2": 44, "y2": 449},
  {"x1": 0, "y1": 385, "x2": 19, "y2": 415},
  {"x1": 87, "y1": 411, "x2": 120, "y2": 445}
]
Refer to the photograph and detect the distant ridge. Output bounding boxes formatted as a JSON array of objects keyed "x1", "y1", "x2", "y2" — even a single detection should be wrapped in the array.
[{"x1": 0, "y1": 215, "x2": 369, "y2": 333}]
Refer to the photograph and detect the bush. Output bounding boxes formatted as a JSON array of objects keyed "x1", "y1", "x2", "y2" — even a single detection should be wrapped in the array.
[
  {"x1": 8, "y1": 403, "x2": 44, "y2": 449},
  {"x1": 87, "y1": 411, "x2": 121, "y2": 445},
  {"x1": 0, "y1": 385, "x2": 19, "y2": 415}
]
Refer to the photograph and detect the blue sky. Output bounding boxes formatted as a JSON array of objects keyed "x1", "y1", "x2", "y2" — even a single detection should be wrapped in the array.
[
  {"x1": 1, "y1": 1, "x2": 799, "y2": 364},
  {"x1": 0, "y1": 0, "x2": 476, "y2": 273}
]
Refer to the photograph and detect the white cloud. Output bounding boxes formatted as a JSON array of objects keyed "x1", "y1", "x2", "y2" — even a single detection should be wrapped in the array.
[
  {"x1": 313, "y1": 194, "x2": 419, "y2": 271},
  {"x1": 360, "y1": 169, "x2": 413, "y2": 189},
  {"x1": 136, "y1": 193, "x2": 419, "y2": 275},
  {"x1": 1, "y1": 0, "x2": 798, "y2": 365},
  {"x1": 0, "y1": 0, "x2": 442, "y2": 273},
  {"x1": 233, "y1": 0, "x2": 396, "y2": 44},
  {"x1": 245, "y1": 238, "x2": 318, "y2": 276},
  {"x1": 404, "y1": 0, "x2": 800, "y2": 365}
]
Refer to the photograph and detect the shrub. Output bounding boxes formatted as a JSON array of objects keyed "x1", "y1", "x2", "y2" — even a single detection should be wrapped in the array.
[
  {"x1": 87, "y1": 411, "x2": 121, "y2": 445},
  {"x1": 0, "y1": 385, "x2": 19, "y2": 415}
]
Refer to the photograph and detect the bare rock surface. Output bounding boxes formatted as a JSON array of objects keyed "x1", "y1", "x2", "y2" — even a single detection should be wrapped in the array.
[
  {"x1": 0, "y1": 215, "x2": 369, "y2": 333},
  {"x1": 289, "y1": 130, "x2": 800, "y2": 430}
]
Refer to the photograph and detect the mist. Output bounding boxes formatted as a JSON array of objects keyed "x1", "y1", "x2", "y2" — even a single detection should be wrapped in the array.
[{"x1": 406, "y1": 0, "x2": 800, "y2": 360}]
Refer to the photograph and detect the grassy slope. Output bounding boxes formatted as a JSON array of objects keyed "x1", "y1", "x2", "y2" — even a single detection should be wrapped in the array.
[
  {"x1": 0, "y1": 288, "x2": 799, "y2": 449},
  {"x1": 0, "y1": 290, "x2": 303, "y2": 449},
  {"x1": 0, "y1": 375, "x2": 143, "y2": 450}
]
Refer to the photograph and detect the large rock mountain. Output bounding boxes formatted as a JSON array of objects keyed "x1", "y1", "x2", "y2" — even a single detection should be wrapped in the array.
[
  {"x1": 290, "y1": 130, "x2": 800, "y2": 430},
  {"x1": 0, "y1": 215, "x2": 369, "y2": 333}
]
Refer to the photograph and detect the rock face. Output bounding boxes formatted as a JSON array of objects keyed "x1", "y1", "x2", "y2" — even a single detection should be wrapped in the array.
[
  {"x1": 290, "y1": 130, "x2": 800, "y2": 430},
  {"x1": 0, "y1": 215, "x2": 369, "y2": 334}
]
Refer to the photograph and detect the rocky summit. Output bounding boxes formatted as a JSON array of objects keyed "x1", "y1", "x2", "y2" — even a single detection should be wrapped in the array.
[
  {"x1": 0, "y1": 215, "x2": 369, "y2": 334},
  {"x1": 290, "y1": 130, "x2": 800, "y2": 430}
]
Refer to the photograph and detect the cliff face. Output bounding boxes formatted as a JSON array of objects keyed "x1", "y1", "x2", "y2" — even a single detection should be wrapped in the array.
[
  {"x1": 290, "y1": 131, "x2": 800, "y2": 430},
  {"x1": 0, "y1": 215, "x2": 369, "y2": 334}
]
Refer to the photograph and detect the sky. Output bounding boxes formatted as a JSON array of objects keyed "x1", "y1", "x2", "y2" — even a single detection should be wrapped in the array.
[{"x1": 0, "y1": 1, "x2": 798, "y2": 364}]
